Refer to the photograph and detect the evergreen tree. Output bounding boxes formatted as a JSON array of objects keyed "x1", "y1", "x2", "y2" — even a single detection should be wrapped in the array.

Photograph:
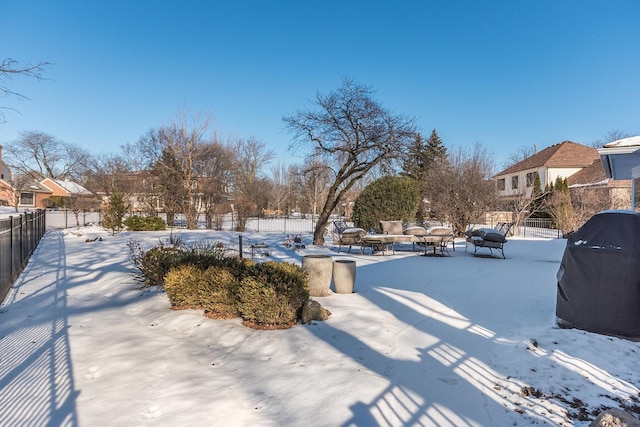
[
  {"x1": 102, "y1": 189, "x2": 128, "y2": 235},
  {"x1": 351, "y1": 175, "x2": 419, "y2": 231},
  {"x1": 550, "y1": 177, "x2": 573, "y2": 234},
  {"x1": 401, "y1": 133, "x2": 427, "y2": 181},
  {"x1": 530, "y1": 172, "x2": 551, "y2": 219},
  {"x1": 401, "y1": 129, "x2": 448, "y2": 221},
  {"x1": 425, "y1": 129, "x2": 447, "y2": 164}
]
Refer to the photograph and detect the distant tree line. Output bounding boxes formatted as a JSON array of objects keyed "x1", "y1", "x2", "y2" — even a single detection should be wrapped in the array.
[{"x1": 2, "y1": 69, "x2": 633, "y2": 239}]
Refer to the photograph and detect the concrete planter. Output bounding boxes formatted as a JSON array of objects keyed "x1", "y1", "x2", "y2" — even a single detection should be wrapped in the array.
[
  {"x1": 302, "y1": 255, "x2": 333, "y2": 297},
  {"x1": 333, "y1": 260, "x2": 356, "y2": 294}
]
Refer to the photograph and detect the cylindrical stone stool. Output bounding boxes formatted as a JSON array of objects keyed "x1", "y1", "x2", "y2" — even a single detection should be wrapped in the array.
[
  {"x1": 332, "y1": 260, "x2": 356, "y2": 294},
  {"x1": 302, "y1": 255, "x2": 333, "y2": 297}
]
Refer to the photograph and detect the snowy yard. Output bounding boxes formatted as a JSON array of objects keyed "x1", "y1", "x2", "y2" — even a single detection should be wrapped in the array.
[{"x1": 1, "y1": 226, "x2": 639, "y2": 426}]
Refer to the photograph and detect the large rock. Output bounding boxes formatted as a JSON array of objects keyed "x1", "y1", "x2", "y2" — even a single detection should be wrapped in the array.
[
  {"x1": 590, "y1": 409, "x2": 640, "y2": 427},
  {"x1": 302, "y1": 300, "x2": 331, "y2": 323}
]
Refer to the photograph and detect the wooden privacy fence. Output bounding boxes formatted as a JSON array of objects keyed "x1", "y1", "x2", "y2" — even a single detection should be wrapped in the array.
[{"x1": 0, "y1": 210, "x2": 47, "y2": 303}]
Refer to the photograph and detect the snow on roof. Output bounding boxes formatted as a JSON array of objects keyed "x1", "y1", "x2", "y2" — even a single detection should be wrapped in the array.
[
  {"x1": 603, "y1": 135, "x2": 640, "y2": 148},
  {"x1": 54, "y1": 180, "x2": 93, "y2": 195}
]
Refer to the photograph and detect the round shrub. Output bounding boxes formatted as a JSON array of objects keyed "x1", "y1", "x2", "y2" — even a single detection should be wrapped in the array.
[
  {"x1": 352, "y1": 175, "x2": 420, "y2": 231},
  {"x1": 138, "y1": 246, "x2": 186, "y2": 287},
  {"x1": 237, "y1": 261, "x2": 309, "y2": 328},
  {"x1": 199, "y1": 266, "x2": 241, "y2": 318},
  {"x1": 164, "y1": 264, "x2": 203, "y2": 309},
  {"x1": 238, "y1": 276, "x2": 294, "y2": 327},
  {"x1": 164, "y1": 265, "x2": 240, "y2": 318}
]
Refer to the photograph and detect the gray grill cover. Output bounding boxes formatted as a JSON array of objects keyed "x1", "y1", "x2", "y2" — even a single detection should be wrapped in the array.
[{"x1": 556, "y1": 210, "x2": 640, "y2": 337}]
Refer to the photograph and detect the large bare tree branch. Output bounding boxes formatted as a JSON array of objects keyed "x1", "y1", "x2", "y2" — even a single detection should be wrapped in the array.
[
  {"x1": 284, "y1": 78, "x2": 416, "y2": 245},
  {"x1": 0, "y1": 58, "x2": 52, "y2": 123}
]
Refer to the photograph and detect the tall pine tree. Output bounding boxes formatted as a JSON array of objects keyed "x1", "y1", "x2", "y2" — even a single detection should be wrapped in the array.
[{"x1": 401, "y1": 129, "x2": 447, "y2": 221}]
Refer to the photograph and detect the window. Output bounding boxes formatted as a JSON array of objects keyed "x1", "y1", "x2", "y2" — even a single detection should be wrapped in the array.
[
  {"x1": 511, "y1": 176, "x2": 519, "y2": 190},
  {"x1": 526, "y1": 172, "x2": 536, "y2": 187},
  {"x1": 20, "y1": 192, "x2": 34, "y2": 205},
  {"x1": 497, "y1": 178, "x2": 505, "y2": 191}
]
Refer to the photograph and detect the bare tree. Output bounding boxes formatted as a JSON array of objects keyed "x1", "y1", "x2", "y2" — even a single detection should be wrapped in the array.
[
  {"x1": 2, "y1": 173, "x2": 32, "y2": 212},
  {"x1": 85, "y1": 153, "x2": 132, "y2": 195},
  {"x1": 3, "y1": 131, "x2": 90, "y2": 181},
  {"x1": 502, "y1": 144, "x2": 538, "y2": 170},
  {"x1": 283, "y1": 79, "x2": 416, "y2": 245},
  {"x1": 197, "y1": 136, "x2": 234, "y2": 229},
  {"x1": 298, "y1": 157, "x2": 333, "y2": 217},
  {"x1": 230, "y1": 136, "x2": 274, "y2": 231},
  {"x1": 135, "y1": 111, "x2": 219, "y2": 229},
  {"x1": 84, "y1": 153, "x2": 164, "y2": 215},
  {"x1": 0, "y1": 58, "x2": 51, "y2": 123},
  {"x1": 494, "y1": 171, "x2": 554, "y2": 236},
  {"x1": 569, "y1": 186, "x2": 611, "y2": 230},
  {"x1": 424, "y1": 143, "x2": 497, "y2": 236},
  {"x1": 269, "y1": 160, "x2": 290, "y2": 214}
]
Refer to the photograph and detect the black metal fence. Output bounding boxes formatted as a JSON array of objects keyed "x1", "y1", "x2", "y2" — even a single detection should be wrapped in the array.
[
  {"x1": 0, "y1": 210, "x2": 47, "y2": 303},
  {"x1": 519, "y1": 218, "x2": 563, "y2": 239}
]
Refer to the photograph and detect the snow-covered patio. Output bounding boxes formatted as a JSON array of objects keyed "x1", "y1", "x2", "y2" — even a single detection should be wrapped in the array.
[{"x1": 1, "y1": 227, "x2": 639, "y2": 426}]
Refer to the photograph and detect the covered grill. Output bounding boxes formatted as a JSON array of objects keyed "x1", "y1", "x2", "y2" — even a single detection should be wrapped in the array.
[{"x1": 556, "y1": 210, "x2": 640, "y2": 337}]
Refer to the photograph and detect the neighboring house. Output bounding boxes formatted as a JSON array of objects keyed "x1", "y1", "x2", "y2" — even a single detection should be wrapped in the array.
[
  {"x1": 598, "y1": 135, "x2": 640, "y2": 211},
  {"x1": 566, "y1": 158, "x2": 631, "y2": 210},
  {"x1": 494, "y1": 141, "x2": 600, "y2": 198},
  {"x1": 17, "y1": 181, "x2": 54, "y2": 209},
  {"x1": 0, "y1": 145, "x2": 14, "y2": 206},
  {"x1": 92, "y1": 171, "x2": 231, "y2": 214},
  {"x1": 18, "y1": 178, "x2": 94, "y2": 209}
]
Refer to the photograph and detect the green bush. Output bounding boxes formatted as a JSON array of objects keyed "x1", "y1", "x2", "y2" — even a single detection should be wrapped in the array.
[
  {"x1": 352, "y1": 175, "x2": 420, "y2": 231},
  {"x1": 200, "y1": 266, "x2": 241, "y2": 318},
  {"x1": 237, "y1": 261, "x2": 309, "y2": 327},
  {"x1": 179, "y1": 241, "x2": 228, "y2": 268},
  {"x1": 124, "y1": 215, "x2": 166, "y2": 231},
  {"x1": 164, "y1": 264, "x2": 240, "y2": 318},
  {"x1": 164, "y1": 264, "x2": 203, "y2": 309},
  {"x1": 132, "y1": 238, "x2": 310, "y2": 328},
  {"x1": 133, "y1": 245, "x2": 187, "y2": 287}
]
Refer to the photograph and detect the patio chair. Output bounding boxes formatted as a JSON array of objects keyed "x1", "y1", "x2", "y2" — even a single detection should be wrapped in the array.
[
  {"x1": 334, "y1": 222, "x2": 367, "y2": 254},
  {"x1": 464, "y1": 222, "x2": 514, "y2": 259}
]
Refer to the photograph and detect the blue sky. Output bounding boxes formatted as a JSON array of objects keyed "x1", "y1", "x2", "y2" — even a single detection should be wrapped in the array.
[{"x1": 2, "y1": 0, "x2": 639, "y2": 171}]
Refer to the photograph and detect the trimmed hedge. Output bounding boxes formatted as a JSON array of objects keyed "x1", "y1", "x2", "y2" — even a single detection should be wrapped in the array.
[
  {"x1": 238, "y1": 261, "x2": 309, "y2": 327},
  {"x1": 124, "y1": 215, "x2": 166, "y2": 231},
  {"x1": 132, "y1": 239, "x2": 310, "y2": 328},
  {"x1": 164, "y1": 265, "x2": 240, "y2": 318}
]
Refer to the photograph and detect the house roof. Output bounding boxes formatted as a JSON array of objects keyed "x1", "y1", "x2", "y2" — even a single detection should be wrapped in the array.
[
  {"x1": 567, "y1": 159, "x2": 632, "y2": 189},
  {"x1": 598, "y1": 135, "x2": 640, "y2": 180},
  {"x1": 40, "y1": 178, "x2": 93, "y2": 196},
  {"x1": 54, "y1": 180, "x2": 93, "y2": 196},
  {"x1": 494, "y1": 141, "x2": 600, "y2": 176},
  {"x1": 20, "y1": 181, "x2": 54, "y2": 194},
  {"x1": 603, "y1": 135, "x2": 640, "y2": 150}
]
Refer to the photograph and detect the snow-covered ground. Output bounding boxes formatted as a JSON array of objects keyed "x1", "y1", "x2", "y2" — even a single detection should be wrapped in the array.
[{"x1": 1, "y1": 225, "x2": 639, "y2": 426}]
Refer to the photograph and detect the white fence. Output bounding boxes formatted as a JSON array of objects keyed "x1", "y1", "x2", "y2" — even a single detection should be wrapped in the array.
[{"x1": 46, "y1": 210, "x2": 563, "y2": 239}]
